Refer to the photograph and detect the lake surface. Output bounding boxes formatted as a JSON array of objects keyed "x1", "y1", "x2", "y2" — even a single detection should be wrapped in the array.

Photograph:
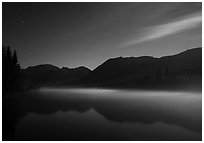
[{"x1": 3, "y1": 88, "x2": 202, "y2": 141}]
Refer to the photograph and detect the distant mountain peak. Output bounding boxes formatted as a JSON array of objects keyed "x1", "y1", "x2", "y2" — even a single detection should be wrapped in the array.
[{"x1": 26, "y1": 64, "x2": 60, "y2": 70}]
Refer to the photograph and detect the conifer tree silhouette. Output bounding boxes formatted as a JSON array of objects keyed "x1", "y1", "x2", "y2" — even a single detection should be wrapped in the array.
[{"x1": 2, "y1": 46, "x2": 22, "y2": 93}]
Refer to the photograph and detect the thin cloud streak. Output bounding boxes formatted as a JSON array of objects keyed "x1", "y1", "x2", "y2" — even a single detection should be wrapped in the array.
[{"x1": 124, "y1": 12, "x2": 202, "y2": 47}]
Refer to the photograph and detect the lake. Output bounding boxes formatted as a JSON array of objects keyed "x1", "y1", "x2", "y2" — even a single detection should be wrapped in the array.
[{"x1": 3, "y1": 88, "x2": 202, "y2": 141}]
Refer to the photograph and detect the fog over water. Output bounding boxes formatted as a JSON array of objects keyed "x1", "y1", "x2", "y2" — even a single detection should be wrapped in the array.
[{"x1": 9, "y1": 88, "x2": 202, "y2": 140}]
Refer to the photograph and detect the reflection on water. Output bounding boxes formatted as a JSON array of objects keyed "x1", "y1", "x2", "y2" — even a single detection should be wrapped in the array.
[{"x1": 3, "y1": 88, "x2": 202, "y2": 141}]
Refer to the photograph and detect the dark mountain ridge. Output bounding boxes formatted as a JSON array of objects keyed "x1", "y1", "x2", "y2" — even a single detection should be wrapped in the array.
[
  {"x1": 23, "y1": 64, "x2": 91, "y2": 89},
  {"x1": 76, "y1": 47, "x2": 201, "y2": 90},
  {"x1": 23, "y1": 47, "x2": 201, "y2": 90}
]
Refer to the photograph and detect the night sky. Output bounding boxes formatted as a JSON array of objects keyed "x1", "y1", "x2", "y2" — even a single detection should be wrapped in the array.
[{"x1": 3, "y1": 2, "x2": 202, "y2": 70}]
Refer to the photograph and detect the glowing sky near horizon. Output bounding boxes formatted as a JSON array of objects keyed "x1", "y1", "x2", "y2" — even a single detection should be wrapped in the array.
[{"x1": 3, "y1": 2, "x2": 202, "y2": 70}]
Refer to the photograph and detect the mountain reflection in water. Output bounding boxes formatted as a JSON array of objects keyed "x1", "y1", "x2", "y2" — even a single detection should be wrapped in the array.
[{"x1": 3, "y1": 88, "x2": 202, "y2": 141}]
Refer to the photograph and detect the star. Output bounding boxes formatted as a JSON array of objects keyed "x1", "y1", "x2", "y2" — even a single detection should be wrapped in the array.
[{"x1": 20, "y1": 20, "x2": 25, "y2": 24}]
